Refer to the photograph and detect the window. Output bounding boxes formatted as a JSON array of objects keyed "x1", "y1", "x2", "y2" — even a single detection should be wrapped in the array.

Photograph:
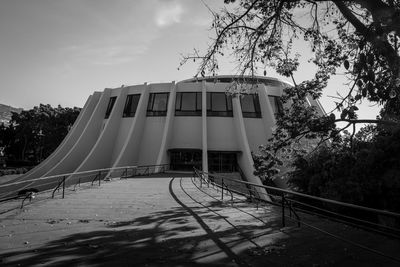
[
  {"x1": 105, "y1": 97, "x2": 117, "y2": 119},
  {"x1": 240, "y1": 94, "x2": 261, "y2": 118},
  {"x1": 147, "y1": 93, "x2": 169, "y2": 116},
  {"x1": 268, "y1": 95, "x2": 284, "y2": 116},
  {"x1": 206, "y1": 92, "x2": 233, "y2": 117},
  {"x1": 175, "y1": 92, "x2": 202, "y2": 116},
  {"x1": 123, "y1": 94, "x2": 141, "y2": 117}
]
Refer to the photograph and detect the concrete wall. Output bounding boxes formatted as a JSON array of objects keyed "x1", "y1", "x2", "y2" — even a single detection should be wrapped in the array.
[
  {"x1": 170, "y1": 117, "x2": 202, "y2": 149},
  {"x1": 243, "y1": 118, "x2": 268, "y2": 152}
]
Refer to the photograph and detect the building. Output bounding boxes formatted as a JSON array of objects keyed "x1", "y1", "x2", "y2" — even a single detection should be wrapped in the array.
[{"x1": 19, "y1": 75, "x2": 324, "y2": 192}]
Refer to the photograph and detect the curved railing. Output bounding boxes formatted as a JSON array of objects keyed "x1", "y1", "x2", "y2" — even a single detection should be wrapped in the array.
[
  {"x1": 0, "y1": 164, "x2": 170, "y2": 203},
  {"x1": 193, "y1": 168, "x2": 400, "y2": 263},
  {"x1": 193, "y1": 169, "x2": 400, "y2": 238}
]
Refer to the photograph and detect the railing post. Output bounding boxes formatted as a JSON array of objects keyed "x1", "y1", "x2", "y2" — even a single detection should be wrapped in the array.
[
  {"x1": 62, "y1": 176, "x2": 66, "y2": 199},
  {"x1": 98, "y1": 171, "x2": 101, "y2": 186},
  {"x1": 282, "y1": 193, "x2": 285, "y2": 227}
]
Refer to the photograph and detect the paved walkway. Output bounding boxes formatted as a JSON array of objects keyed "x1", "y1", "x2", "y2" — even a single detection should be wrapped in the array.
[{"x1": 0, "y1": 176, "x2": 399, "y2": 266}]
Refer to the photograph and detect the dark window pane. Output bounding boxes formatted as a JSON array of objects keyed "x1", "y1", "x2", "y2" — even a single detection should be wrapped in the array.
[
  {"x1": 175, "y1": 92, "x2": 202, "y2": 116},
  {"x1": 268, "y1": 96, "x2": 283, "y2": 115},
  {"x1": 196, "y1": 92, "x2": 202, "y2": 111},
  {"x1": 147, "y1": 94, "x2": 154, "y2": 110},
  {"x1": 181, "y1": 92, "x2": 196, "y2": 111},
  {"x1": 123, "y1": 94, "x2": 140, "y2": 117},
  {"x1": 212, "y1": 93, "x2": 226, "y2": 111},
  {"x1": 147, "y1": 93, "x2": 169, "y2": 116},
  {"x1": 241, "y1": 95, "x2": 255, "y2": 112},
  {"x1": 153, "y1": 93, "x2": 168, "y2": 111},
  {"x1": 175, "y1": 92, "x2": 182, "y2": 110},
  {"x1": 207, "y1": 92, "x2": 211, "y2": 110},
  {"x1": 207, "y1": 92, "x2": 233, "y2": 117},
  {"x1": 131, "y1": 94, "x2": 140, "y2": 113},
  {"x1": 241, "y1": 94, "x2": 261, "y2": 118},
  {"x1": 105, "y1": 97, "x2": 117, "y2": 119},
  {"x1": 254, "y1": 95, "x2": 261, "y2": 113},
  {"x1": 226, "y1": 95, "x2": 233, "y2": 111}
]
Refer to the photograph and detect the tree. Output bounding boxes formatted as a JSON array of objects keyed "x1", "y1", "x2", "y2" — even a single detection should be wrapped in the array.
[
  {"x1": 182, "y1": 0, "x2": 400, "y2": 178},
  {"x1": 0, "y1": 104, "x2": 81, "y2": 164}
]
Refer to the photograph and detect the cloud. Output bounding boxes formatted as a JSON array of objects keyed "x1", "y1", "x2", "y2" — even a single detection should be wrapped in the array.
[
  {"x1": 155, "y1": 1, "x2": 184, "y2": 27},
  {"x1": 60, "y1": 28, "x2": 159, "y2": 66}
]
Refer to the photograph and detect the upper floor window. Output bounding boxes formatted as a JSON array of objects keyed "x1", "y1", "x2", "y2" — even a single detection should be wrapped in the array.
[
  {"x1": 207, "y1": 92, "x2": 233, "y2": 117},
  {"x1": 105, "y1": 97, "x2": 117, "y2": 119},
  {"x1": 268, "y1": 95, "x2": 284, "y2": 116},
  {"x1": 240, "y1": 94, "x2": 261, "y2": 118},
  {"x1": 147, "y1": 92, "x2": 169, "y2": 116},
  {"x1": 123, "y1": 94, "x2": 141, "y2": 117},
  {"x1": 175, "y1": 92, "x2": 202, "y2": 116}
]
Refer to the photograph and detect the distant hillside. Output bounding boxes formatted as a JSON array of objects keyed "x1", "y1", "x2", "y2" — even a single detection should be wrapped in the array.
[{"x1": 0, "y1": 104, "x2": 23, "y2": 125}]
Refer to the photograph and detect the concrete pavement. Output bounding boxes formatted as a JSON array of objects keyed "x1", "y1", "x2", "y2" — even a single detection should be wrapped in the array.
[{"x1": 0, "y1": 176, "x2": 399, "y2": 267}]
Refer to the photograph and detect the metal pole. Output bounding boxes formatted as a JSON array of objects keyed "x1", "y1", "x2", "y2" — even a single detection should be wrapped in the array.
[
  {"x1": 98, "y1": 171, "x2": 101, "y2": 186},
  {"x1": 282, "y1": 193, "x2": 285, "y2": 227},
  {"x1": 62, "y1": 176, "x2": 66, "y2": 199}
]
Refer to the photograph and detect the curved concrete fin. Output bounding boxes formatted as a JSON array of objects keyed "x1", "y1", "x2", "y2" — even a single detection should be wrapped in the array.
[
  {"x1": 111, "y1": 84, "x2": 150, "y2": 171},
  {"x1": 232, "y1": 96, "x2": 271, "y2": 201},
  {"x1": 73, "y1": 87, "x2": 129, "y2": 174},
  {"x1": 21, "y1": 93, "x2": 101, "y2": 180},
  {"x1": 155, "y1": 82, "x2": 176, "y2": 169},
  {"x1": 42, "y1": 89, "x2": 112, "y2": 177},
  {"x1": 306, "y1": 95, "x2": 326, "y2": 116},
  {"x1": 258, "y1": 84, "x2": 277, "y2": 136}
]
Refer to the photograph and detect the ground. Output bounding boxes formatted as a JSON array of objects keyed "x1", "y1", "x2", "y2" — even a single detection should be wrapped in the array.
[{"x1": 0, "y1": 176, "x2": 399, "y2": 266}]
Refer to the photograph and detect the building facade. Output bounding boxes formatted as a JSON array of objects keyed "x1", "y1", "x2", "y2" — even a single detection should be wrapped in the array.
[{"x1": 20, "y1": 76, "x2": 324, "y2": 191}]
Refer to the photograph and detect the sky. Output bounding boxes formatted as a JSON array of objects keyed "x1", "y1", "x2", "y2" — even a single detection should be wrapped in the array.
[{"x1": 0, "y1": 0, "x2": 380, "y2": 121}]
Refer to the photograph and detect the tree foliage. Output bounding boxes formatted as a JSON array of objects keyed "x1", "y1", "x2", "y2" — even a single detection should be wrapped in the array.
[
  {"x1": 290, "y1": 126, "x2": 400, "y2": 212},
  {"x1": 182, "y1": 0, "x2": 400, "y2": 173},
  {"x1": 183, "y1": 0, "x2": 400, "y2": 138},
  {"x1": 0, "y1": 104, "x2": 80, "y2": 165}
]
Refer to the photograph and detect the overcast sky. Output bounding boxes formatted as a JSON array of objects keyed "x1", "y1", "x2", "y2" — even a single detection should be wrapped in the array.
[{"x1": 0, "y1": 0, "x2": 379, "y2": 120}]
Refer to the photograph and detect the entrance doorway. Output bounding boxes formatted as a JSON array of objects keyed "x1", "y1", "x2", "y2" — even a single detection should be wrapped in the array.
[
  {"x1": 208, "y1": 151, "x2": 238, "y2": 172},
  {"x1": 169, "y1": 149, "x2": 202, "y2": 171}
]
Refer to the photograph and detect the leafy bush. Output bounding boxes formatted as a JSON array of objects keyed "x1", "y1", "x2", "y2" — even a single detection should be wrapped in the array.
[{"x1": 289, "y1": 128, "x2": 400, "y2": 213}]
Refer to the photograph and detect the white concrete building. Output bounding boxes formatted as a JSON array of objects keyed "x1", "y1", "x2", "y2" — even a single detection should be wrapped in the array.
[{"x1": 21, "y1": 75, "x2": 324, "y2": 189}]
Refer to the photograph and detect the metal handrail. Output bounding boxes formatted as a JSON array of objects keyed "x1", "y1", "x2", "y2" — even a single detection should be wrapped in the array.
[
  {"x1": 193, "y1": 168, "x2": 400, "y2": 237},
  {"x1": 0, "y1": 165, "x2": 138, "y2": 189},
  {"x1": 193, "y1": 169, "x2": 400, "y2": 263},
  {"x1": 194, "y1": 168, "x2": 400, "y2": 219},
  {"x1": 0, "y1": 164, "x2": 170, "y2": 202}
]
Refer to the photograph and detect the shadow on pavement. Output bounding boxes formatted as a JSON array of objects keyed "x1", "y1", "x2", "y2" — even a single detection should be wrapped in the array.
[{"x1": 0, "y1": 178, "x2": 281, "y2": 266}]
